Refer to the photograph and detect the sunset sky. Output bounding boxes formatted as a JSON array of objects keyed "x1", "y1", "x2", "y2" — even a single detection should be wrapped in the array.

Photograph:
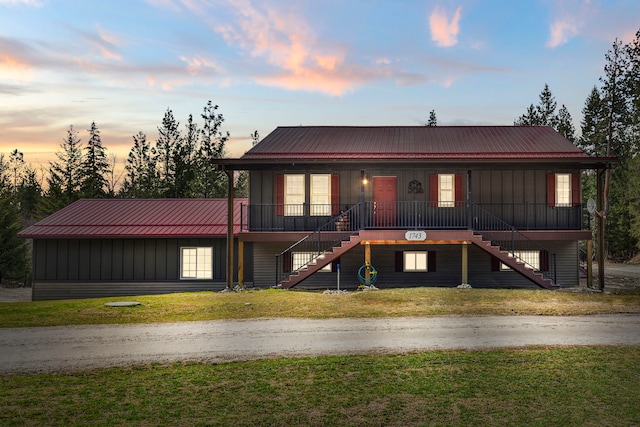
[{"x1": 1, "y1": 0, "x2": 639, "y2": 172}]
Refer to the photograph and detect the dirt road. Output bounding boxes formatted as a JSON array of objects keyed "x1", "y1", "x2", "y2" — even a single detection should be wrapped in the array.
[{"x1": 1, "y1": 315, "x2": 639, "y2": 374}]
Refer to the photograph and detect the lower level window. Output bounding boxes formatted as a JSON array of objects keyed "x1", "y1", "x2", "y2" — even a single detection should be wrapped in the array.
[
  {"x1": 181, "y1": 247, "x2": 213, "y2": 279},
  {"x1": 501, "y1": 250, "x2": 539, "y2": 271},
  {"x1": 404, "y1": 251, "x2": 428, "y2": 272},
  {"x1": 292, "y1": 252, "x2": 332, "y2": 272}
]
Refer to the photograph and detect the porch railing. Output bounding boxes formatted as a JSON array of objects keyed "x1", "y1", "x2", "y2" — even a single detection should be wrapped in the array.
[
  {"x1": 471, "y1": 203, "x2": 557, "y2": 284},
  {"x1": 275, "y1": 204, "x2": 362, "y2": 286},
  {"x1": 243, "y1": 202, "x2": 583, "y2": 232}
]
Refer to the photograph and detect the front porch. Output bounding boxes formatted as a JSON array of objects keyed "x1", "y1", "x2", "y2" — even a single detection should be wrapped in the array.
[{"x1": 241, "y1": 201, "x2": 585, "y2": 232}]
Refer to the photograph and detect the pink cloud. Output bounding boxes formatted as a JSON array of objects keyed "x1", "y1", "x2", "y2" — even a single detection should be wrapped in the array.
[
  {"x1": 547, "y1": 18, "x2": 580, "y2": 48},
  {"x1": 429, "y1": 6, "x2": 462, "y2": 47}
]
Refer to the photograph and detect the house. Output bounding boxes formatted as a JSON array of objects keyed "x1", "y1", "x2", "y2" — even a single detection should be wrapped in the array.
[
  {"x1": 19, "y1": 198, "x2": 248, "y2": 300},
  {"x1": 215, "y1": 126, "x2": 613, "y2": 290}
]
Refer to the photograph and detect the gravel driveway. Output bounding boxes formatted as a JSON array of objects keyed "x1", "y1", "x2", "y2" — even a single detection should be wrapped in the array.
[{"x1": 2, "y1": 315, "x2": 639, "y2": 374}]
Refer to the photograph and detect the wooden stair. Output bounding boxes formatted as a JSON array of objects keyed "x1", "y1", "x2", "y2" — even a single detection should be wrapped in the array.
[
  {"x1": 279, "y1": 233, "x2": 363, "y2": 289},
  {"x1": 469, "y1": 233, "x2": 557, "y2": 289}
]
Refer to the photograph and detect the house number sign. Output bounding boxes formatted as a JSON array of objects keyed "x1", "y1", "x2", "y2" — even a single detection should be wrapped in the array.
[{"x1": 405, "y1": 231, "x2": 427, "y2": 241}]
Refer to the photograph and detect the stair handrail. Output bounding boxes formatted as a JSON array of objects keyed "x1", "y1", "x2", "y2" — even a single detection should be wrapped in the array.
[
  {"x1": 470, "y1": 202, "x2": 557, "y2": 284},
  {"x1": 275, "y1": 204, "x2": 361, "y2": 286}
]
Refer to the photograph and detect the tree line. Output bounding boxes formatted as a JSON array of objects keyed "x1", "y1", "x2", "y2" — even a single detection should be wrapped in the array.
[{"x1": 0, "y1": 101, "x2": 250, "y2": 284}]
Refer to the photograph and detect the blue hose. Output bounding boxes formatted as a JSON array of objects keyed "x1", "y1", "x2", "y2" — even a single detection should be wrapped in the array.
[{"x1": 358, "y1": 264, "x2": 378, "y2": 286}]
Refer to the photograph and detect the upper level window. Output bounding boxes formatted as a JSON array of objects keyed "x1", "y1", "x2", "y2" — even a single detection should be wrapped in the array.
[
  {"x1": 438, "y1": 174, "x2": 455, "y2": 207},
  {"x1": 555, "y1": 174, "x2": 571, "y2": 207},
  {"x1": 285, "y1": 174, "x2": 305, "y2": 216},
  {"x1": 181, "y1": 247, "x2": 212, "y2": 279},
  {"x1": 310, "y1": 174, "x2": 331, "y2": 216}
]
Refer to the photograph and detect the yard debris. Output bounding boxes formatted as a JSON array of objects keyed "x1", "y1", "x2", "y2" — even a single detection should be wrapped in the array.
[
  {"x1": 457, "y1": 284, "x2": 473, "y2": 289},
  {"x1": 359, "y1": 285, "x2": 379, "y2": 291},
  {"x1": 323, "y1": 290, "x2": 350, "y2": 295}
]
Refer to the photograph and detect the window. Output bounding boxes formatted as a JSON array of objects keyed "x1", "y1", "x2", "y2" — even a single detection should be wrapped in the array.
[
  {"x1": 292, "y1": 252, "x2": 332, "y2": 272},
  {"x1": 310, "y1": 174, "x2": 331, "y2": 216},
  {"x1": 284, "y1": 174, "x2": 305, "y2": 216},
  {"x1": 404, "y1": 251, "x2": 428, "y2": 272},
  {"x1": 555, "y1": 174, "x2": 571, "y2": 207},
  {"x1": 438, "y1": 174, "x2": 455, "y2": 207},
  {"x1": 501, "y1": 250, "x2": 539, "y2": 271},
  {"x1": 181, "y1": 247, "x2": 212, "y2": 279}
]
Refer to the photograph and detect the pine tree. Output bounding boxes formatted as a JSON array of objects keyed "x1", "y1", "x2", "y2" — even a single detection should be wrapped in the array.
[
  {"x1": 427, "y1": 110, "x2": 437, "y2": 126},
  {"x1": 173, "y1": 114, "x2": 199, "y2": 197},
  {"x1": 0, "y1": 195, "x2": 28, "y2": 284},
  {"x1": 514, "y1": 84, "x2": 574, "y2": 140},
  {"x1": 123, "y1": 131, "x2": 158, "y2": 198},
  {"x1": 579, "y1": 87, "x2": 608, "y2": 156},
  {"x1": 80, "y1": 121, "x2": 110, "y2": 198},
  {"x1": 47, "y1": 125, "x2": 83, "y2": 210},
  {"x1": 198, "y1": 101, "x2": 229, "y2": 198},
  {"x1": 156, "y1": 109, "x2": 181, "y2": 197}
]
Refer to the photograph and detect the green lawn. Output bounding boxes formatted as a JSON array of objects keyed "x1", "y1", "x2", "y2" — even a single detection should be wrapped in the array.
[
  {"x1": 1, "y1": 287, "x2": 639, "y2": 328},
  {"x1": 2, "y1": 288, "x2": 639, "y2": 426},
  {"x1": 2, "y1": 346, "x2": 639, "y2": 426}
]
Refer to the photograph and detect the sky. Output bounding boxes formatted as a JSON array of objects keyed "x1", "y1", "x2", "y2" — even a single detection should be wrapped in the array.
[{"x1": 1, "y1": 0, "x2": 639, "y2": 173}]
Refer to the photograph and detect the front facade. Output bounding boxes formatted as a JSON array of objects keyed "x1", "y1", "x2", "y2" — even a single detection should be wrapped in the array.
[{"x1": 219, "y1": 126, "x2": 613, "y2": 290}]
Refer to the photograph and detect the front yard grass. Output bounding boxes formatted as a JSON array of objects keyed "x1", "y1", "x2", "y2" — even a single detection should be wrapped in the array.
[
  {"x1": 1, "y1": 287, "x2": 640, "y2": 328},
  {"x1": 1, "y1": 346, "x2": 639, "y2": 426}
]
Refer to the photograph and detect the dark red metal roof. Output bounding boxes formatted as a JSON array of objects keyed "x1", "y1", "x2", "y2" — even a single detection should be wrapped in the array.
[
  {"x1": 19, "y1": 198, "x2": 247, "y2": 238},
  {"x1": 241, "y1": 126, "x2": 589, "y2": 161}
]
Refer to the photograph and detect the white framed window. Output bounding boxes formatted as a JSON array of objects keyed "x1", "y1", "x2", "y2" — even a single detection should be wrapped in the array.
[
  {"x1": 555, "y1": 173, "x2": 571, "y2": 207},
  {"x1": 501, "y1": 250, "x2": 539, "y2": 271},
  {"x1": 404, "y1": 251, "x2": 428, "y2": 272},
  {"x1": 310, "y1": 174, "x2": 331, "y2": 216},
  {"x1": 284, "y1": 174, "x2": 305, "y2": 216},
  {"x1": 292, "y1": 252, "x2": 332, "y2": 272},
  {"x1": 181, "y1": 247, "x2": 213, "y2": 279},
  {"x1": 438, "y1": 174, "x2": 455, "y2": 207}
]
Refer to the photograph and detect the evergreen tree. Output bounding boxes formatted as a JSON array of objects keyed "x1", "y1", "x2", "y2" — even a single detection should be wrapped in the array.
[
  {"x1": 578, "y1": 87, "x2": 608, "y2": 156},
  {"x1": 46, "y1": 125, "x2": 83, "y2": 210},
  {"x1": 123, "y1": 131, "x2": 158, "y2": 198},
  {"x1": 155, "y1": 109, "x2": 182, "y2": 197},
  {"x1": 427, "y1": 110, "x2": 437, "y2": 126},
  {"x1": 16, "y1": 167, "x2": 43, "y2": 222},
  {"x1": 9, "y1": 149, "x2": 24, "y2": 191},
  {"x1": 197, "y1": 101, "x2": 229, "y2": 198},
  {"x1": 0, "y1": 195, "x2": 28, "y2": 284},
  {"x1": 174, "y1": 114, "x2": 199, "y2": 197},
  {"x1": 80, "y1": 121, "x2": 110, "y2": 198},
  {"x1": 514, "y1": 84, "x2": 575, "y2": 140}
]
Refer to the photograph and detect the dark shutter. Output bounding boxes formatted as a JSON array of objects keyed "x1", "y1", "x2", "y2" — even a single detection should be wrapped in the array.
[
  {"x1": 331, "y1": 174, "x2": 340, "y2": 215},
  {"x1": 283, "y1": 252, "x2": 292, "y2": 273},
  {"x1": 571, "y1": 173, "x2": 581, "y2": 206},
  {"x1": 539, "y1": 250, "x2": 549, "y2": 272},
  {"x1": 276, "y1": 174, "x2": 284, "y2": 216},
  {"x1": 429, "y1": 174, "x2": 438, "y2": 207},
  {"x1": 395, "y1": 251, "x2": 403, "y2": 272},
  {"x1": 546, "y1": 174, "x2": 555, "y2": 207},
  {"x1": 428, "y1": 251, "x2": 436, "y2": 272},
  {"x1": 454, "y1": 173, "x2": 464, "y2": 207},
  {"x1": 491, "y1": 256, "x2": 501, "y2": 272}
]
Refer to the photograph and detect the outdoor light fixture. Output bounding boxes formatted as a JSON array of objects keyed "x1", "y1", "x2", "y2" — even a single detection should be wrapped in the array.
[{"x1": 361, "y1": 170, "x2": 368, "y2": 185}]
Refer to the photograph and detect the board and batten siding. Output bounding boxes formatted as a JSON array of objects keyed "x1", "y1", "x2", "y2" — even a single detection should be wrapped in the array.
[
  {"x1": 31, "y1": 237, "x2": 252, "y2": 301},
  {"x1": 252, "y1": 241, "x2": 579, "y2": 290}
]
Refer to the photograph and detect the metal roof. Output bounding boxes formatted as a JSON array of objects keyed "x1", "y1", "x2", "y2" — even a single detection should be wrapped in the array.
[
  {"x1": 241, "y1": 126, "x2": 589, "y2": 161},
  {"x1": 19, "y1": 198, "x2": 247, "y2": 238}
]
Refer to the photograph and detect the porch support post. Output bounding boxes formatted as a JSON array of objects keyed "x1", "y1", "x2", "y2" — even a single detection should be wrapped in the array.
[
  {"x1": 586, "y1": 239, "x2": 593, "y2": 289},
  {"x1": 226, "y1": 168, "x2": 235, "y2": 291},
  {"x1": 238, "y1": 240, "x2": 245, "y2": 289},
  {"x1": 364, "y1": 241, "x2": 371, "y2": 286},
  {"x1": 597, "y1": 168, "x2": 605, "y2": 291},
  {"x1": 461, "y1": 241, "x2": 469, "y2": 285}
]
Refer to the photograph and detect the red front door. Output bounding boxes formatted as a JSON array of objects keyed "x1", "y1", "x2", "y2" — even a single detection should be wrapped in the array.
[{"x1": 373, "y1": 176, "x2": 397, "y2": 227}]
